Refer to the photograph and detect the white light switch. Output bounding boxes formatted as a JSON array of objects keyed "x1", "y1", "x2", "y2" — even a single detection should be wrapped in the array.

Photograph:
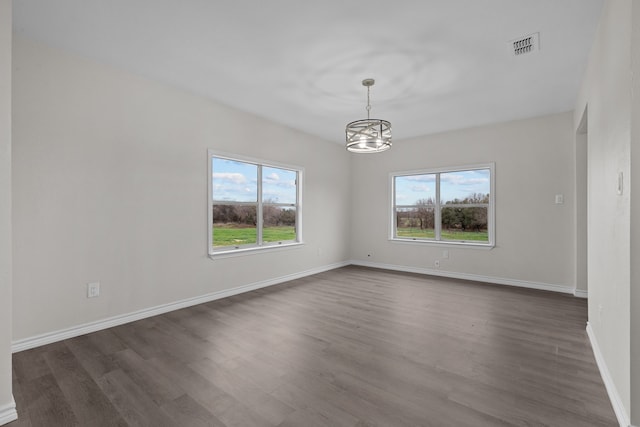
[
  {"x1": 555, "y1": 194, "x2": 564, "y2": 204},
  {"x1": 617, "y1": 172, "x2": 623, "y2": 195}
]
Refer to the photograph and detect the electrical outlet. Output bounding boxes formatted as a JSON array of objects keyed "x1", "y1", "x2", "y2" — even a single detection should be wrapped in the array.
[
  {"x1": 442, "y1": 250, "x2": 449, "y2": 259},
  {"x1": 434, "y1": 260, "x2": 440, "y2": 268},
  {"x1": 87, "y1": 282, "x2": 100, "y2": 298}
]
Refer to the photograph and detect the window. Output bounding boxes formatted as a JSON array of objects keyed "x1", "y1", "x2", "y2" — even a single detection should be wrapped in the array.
[
  {"x1": 208, "y1": 151, "x2": 302, "y2": 255},
  {"x1": 391, "y1": 164, "x2": 494, "y2": 247}
]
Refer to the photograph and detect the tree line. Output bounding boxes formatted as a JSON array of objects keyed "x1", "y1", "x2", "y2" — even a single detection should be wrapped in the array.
[
  {"x1": 397, "y1": 193, "x2": 489, "y2": 232},
  {"x1": 212, "y1": 203, "x2": 296, "y2": 227}
]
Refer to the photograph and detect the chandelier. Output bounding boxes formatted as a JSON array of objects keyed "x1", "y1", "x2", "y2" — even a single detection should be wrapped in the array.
[{"x1": 345, "y1": 78, "x2": 392, "y2": 153}]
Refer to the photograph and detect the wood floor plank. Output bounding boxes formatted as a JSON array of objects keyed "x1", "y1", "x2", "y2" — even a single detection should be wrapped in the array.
[
  {"x1": 64, "y1": 334, "x2": 120, "y2": 380},
  {"x1": 269, "y1": 379, "x2": 360, "y2": 427},
  {"x1": 16, "y1": 373, "x2": 78, "y2": 426},
  {"x1": 146, "y1": 354, "x2": 271, "y2": 427},
  {"x1": 86, "y1": 328, "x2": 128, "y2": 355},
  {"x1": 189, "y1": 357, "x2": 295, "y2": 425},
  {"x1": 276, "y1": 408, "x2": 350, "y2": 427},
  {"x1": 109, "y1": 322, "x2": 161, "y2": 360},
  {"x1": 96, "y1": 369, "x2": 177, "y2": 427},
  {"x1": 9, "y1": 266, "x2": 618, "y2": 426},
  {"x1": 160, "y1": 393, "x2": 227, "y2": 427},
  {"x1": 43, "y1": 344, "x2": 127, "y2": 426},
  {"x1": 10, "y1": 367, "x2": 32, "y2": 427},
  {"x1": 12, "y1": 343, "x2": 65, "y2": 383},
  {"x1": 113, "y1": 348, "x2": 186, "y2": 405}
]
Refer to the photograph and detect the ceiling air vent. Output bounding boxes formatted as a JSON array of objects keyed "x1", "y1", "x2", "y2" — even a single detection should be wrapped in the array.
[{"x1": 510, "y1": 33, "x2": 539, "y2": 56}]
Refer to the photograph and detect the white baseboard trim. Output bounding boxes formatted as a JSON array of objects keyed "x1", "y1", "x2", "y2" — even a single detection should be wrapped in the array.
[
  {"x1": 8, "y1": 260, "x2": 587, "y2": 353},
  {"x1": 350, "y1": 260, "x2": 575, "y2": 295},
  {"x1": 574, "y1": 289, "x2": 589, "y2": 298},
  {"x1": 0, "y1": 397, "x2": 17, "y2": 426},
  {"x1": 586, "y1": 322, "x2": 630, "y2": 427},
  {"x1": 12, "y1": 261, "x2": 350, "y2": 353}
]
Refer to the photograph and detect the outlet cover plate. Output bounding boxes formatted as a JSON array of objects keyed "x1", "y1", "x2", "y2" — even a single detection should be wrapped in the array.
[{"x1": 87, "y1": 282, "x2": 100, "y2": 298}]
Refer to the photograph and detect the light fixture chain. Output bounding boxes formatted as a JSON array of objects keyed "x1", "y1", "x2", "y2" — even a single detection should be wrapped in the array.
[{"x1": 366, "y1": 85, "x2": 371, "y2": 119}]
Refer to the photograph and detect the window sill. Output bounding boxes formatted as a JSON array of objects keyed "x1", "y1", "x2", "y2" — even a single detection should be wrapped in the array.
[
  {"x1": 209, "y1": 242, "x2": 304, "y2": 260},
  {"x1": 389, "y1": 238, "x2": 494, "y2": 250}
]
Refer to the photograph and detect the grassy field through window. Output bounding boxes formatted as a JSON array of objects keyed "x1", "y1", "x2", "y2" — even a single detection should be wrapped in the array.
[
  {"x1": 213, "y1": 225, "x2": 296, "y2": 247},
  {"x1": 397, "y1": 227, "x2": 488, "y2": 242}
]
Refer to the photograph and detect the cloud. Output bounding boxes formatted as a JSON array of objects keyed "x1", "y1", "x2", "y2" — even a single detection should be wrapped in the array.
[
  {"x1": 264, "y1": 172, "x2": 280, "y2": 182},
  {"x1": 212, "y1": 172, "x2": 247, "y2": 184},
  {"x1": 403, "y1": 175, "x2": 435, "y2": 183},
  {"x1": 409, "y1": 184, "x2": 431, "y2": 193},
  {"x1": 264, "y1": 173, "x2": 295, "y2": 190},
  {"x1": 440, "y1": 174, "x2": 489, "y2": 186}
]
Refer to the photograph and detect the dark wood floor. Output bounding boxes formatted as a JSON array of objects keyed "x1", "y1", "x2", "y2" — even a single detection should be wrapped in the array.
[{"x1": 9, "y1": 266, "x2": 617, "y2": 426}]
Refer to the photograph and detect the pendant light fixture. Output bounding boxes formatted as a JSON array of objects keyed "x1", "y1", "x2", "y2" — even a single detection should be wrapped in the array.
[{"x1": 345, "y1": 78, "x2": 392, "y2": 153}]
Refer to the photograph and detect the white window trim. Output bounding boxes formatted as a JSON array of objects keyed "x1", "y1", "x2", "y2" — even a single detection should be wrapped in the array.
[
  {"x1": 389, "y1": 163, "x2": 495, "y2": 248},
  {"x1": 207, "y1": 150, "x2": 304, "y2": 258}
]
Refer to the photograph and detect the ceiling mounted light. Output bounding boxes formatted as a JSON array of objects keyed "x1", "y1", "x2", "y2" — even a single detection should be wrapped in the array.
[{"x1": 345, "y1": 78, "x2": 392, "y2": 153}]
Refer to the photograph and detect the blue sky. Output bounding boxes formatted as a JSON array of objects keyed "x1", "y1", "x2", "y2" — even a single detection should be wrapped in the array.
[
  {"x1": 395, "y1": 169, "x2": 490, "y2": 205},
  {"x1": 212, "y1": 158, "x2": 488, "y2": 206},
  {"x1": 212, "y1": 158, "x2": 297, "y2": 204}
]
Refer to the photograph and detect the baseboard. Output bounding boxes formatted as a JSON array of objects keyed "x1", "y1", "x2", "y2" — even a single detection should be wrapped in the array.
[
  {"x1": 8, "y1": 260, "x2": 586, "y2": 353},
  {"x1": 350, "y1": 260, "x2": 575, "y2": 295},
  {"x1": 574, "y1": 289, "x2": 589, "y2": 298},
  {"x1": 586, "y1": 322, "x2": 630, "y2": 427},
  {"x1": 12, "y1": 261, "x2": 350, "y2": 353},
  {"x1": 0, "y1": 397, "x2": 17, "y2": 426}
]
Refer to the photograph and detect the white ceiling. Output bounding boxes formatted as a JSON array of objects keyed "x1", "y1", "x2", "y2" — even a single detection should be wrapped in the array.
[{"x1": 13, "y1": 0, "x2": 604, "y2": 143}]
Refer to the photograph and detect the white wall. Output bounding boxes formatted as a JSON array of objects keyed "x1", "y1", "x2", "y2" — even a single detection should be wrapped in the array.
[
  {"x1": 0, "y1": 1, "x2": 14, "y2": 424},
  {"x1": 575, "y1": 109, "x2": 588, "y2": 295},
  {"x1": 350, "y1": 112, "x2": 577, "y2": 292},
  {"x1": 574, "y1": 0, "x2": 633, "y2": 424},
  {"x1": 12, "y1": 37, "x2": 351, "y2": 342},
  {"x1": 630, "y1": 1, "x2": 640, "y2": 424}
]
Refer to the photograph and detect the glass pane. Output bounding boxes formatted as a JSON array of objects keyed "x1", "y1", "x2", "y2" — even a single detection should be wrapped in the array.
[
  {"x1": 212, "y1": 204, "x2": 257, "y2": 247},
  {"x1": 263, "y1": 206, "x2": 296, "y2": 243},
  {"x1": 440, "y1": 169, "x2": 490, "y2": 204},
  {"x1": 395, "y1": 207, "x2": 435, "y2": 239},
  {"x1": 212, "y1": 157, "x2": 257, "y2": 202},
  {"x1": 395, "y1": 174, "x2": 436, "y2": 206},
  {"x1": 262, "y1": 166, "x2": 297, "y2": 204},
  {"x1": 441, "y1": 206, "x2": 489, "y2": 242}
]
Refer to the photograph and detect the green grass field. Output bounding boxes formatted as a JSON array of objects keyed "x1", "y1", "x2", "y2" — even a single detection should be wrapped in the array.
[
  {"x1": 213, "y1": 225, "x2": 484, "y2": 246},
  {"x1": 213, "y1": 225, "x2": 296, "y2": 247},
  {"x1": 397, "y1": 227, "x2": 488, "y2": 242}
]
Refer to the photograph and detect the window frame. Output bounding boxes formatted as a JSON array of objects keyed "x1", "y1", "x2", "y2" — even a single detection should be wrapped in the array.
[
  {"x1": 208, "y1": 150, "x2": 303, "y2": 257},
  {"x1": 390, "y1": 163, "x2": 495, "y2": 248}
]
